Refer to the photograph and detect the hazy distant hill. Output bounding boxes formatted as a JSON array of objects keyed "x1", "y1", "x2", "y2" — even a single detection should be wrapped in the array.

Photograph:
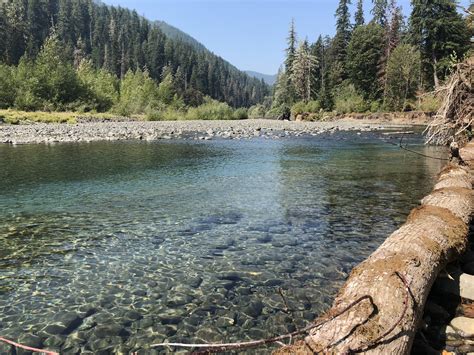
[
  {"x1": 244, "y1": 71, "x2": 277, "y2": 86},
  {"x1": 155, "y1": 21, "x2": 278, "y2": 86}
]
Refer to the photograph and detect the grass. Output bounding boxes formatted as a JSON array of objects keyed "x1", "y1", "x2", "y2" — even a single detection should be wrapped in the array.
[{"x1": 0, "y1": 110, "x2": 139, "y2": 124}]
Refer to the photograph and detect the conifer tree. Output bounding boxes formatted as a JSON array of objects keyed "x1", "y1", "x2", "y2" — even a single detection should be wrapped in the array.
[
  {"x1": 332, "y1": 0, "x2": 352, "y2": 82},
  {"x1": 410, "y1": 0, "x2": 470, "y2": 88},
  {"x1": 384, "y1": 44, "x2": 420, "y2": 110},
  {"x1": 372, "y1": 0, "x2": 388, "y2": 27},
  {"x1": 291, "y1": 40, "x2": 318, "y2": 103},
  {"x1": 285, "y1": 19, "x2": 297, "y2": 76},
  {"x1": 354, "y1": 0, "x2": 365, "y2": 28},
  {"x1": 347, "y1": 22, "x2": 385, "y2": 99}
]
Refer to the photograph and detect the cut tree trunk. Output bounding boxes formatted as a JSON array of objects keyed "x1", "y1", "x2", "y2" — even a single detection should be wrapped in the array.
[{"x1": 275, "y1": 143, "x2": 474, "y2": 354}]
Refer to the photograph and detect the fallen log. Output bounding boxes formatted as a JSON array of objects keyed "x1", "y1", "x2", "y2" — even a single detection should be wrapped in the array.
[{"x1": 275, "y1": 142, "x2": 474, "y2": 354}]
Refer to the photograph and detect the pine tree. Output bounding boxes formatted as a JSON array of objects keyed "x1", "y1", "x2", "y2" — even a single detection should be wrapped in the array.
[
  {"x1": 332, "y1": 0, "x2": 352, "y2": 82},
  {"x1": 410, "y1": 0, "x2": 470, "y2": 88},
  {"x1": 347, "y1": 22, "x2": 385, "y2": 99},
  {"x1": 380, "y1": 0, "x2": 404, "y2": 96},
  {"x1": 354, "y1": 0, "x2": 365, "y2": 28},
  {"x1": 372, "y1": 0, "x2": 388, "y2": 27},
  {"x1": 291, "y1": 40, "x2": 318, "y2": 103},
  {"x1": 285, "y1": 19, "x2": 297, "y2": 76},
  {"x1": 384, "y1": 44, "x2": 420, "y2": 110}
]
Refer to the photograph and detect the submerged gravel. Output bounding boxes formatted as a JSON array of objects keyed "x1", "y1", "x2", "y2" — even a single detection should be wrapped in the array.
[{"x1": 0, "y1": 119, "x2": 414, "y2": 144}]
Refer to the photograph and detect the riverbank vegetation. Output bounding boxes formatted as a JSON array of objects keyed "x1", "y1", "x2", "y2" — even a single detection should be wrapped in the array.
[
  {"x1": 255, "y1": 0, "x2": 473, "y2": 120},
  {"x1": 0, "y1": 0, "x2": 268, "y2": 122},
  {"x1": 0, "y1": 0, "x2": 472, "y2": 123}
]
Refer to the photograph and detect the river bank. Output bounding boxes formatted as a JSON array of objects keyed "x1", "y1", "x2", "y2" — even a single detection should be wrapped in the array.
[{"x1": 0, "y1": 118, "x2": 424, "y2": 145}]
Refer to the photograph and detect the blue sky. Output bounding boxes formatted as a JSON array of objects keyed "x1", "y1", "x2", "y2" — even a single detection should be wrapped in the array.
[{"x1": 103, "y1": 0, "x2": 471, "y2": 75}]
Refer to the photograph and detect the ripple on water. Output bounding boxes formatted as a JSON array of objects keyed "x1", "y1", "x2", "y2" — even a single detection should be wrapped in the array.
[{"x1": 0, "y1": 133, "x2": 446, "y2": 353}]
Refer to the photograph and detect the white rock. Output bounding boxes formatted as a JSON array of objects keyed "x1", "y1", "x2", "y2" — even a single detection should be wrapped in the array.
[{"x1": 451, "y1": 317, "x2": 474, "y2": 337}]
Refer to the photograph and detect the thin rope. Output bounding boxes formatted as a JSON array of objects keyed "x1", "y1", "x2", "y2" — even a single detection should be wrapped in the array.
[{"x1": 0, "y1": 336, "x2": 59, "y2": 355}]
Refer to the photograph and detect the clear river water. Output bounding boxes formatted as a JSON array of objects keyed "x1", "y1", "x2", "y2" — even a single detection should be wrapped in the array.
[{"x1": 0, "y1": 131, "x2": 445, "y2": 354}]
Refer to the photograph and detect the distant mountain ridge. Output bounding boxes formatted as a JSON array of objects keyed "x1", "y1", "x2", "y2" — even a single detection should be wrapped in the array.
[
  {"x1": 155, "y1": 20, "x2": 278, "y2": 87},
  {"x1": 244, "y1": 71, "x2": 277, "y2": 85},
  {"x1": 155, "y1": 21, "x2": 207, "y2": 53}
]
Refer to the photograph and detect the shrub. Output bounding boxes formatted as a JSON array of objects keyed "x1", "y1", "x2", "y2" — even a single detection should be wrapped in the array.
[
  {"x1": 291, "y1": 101, "x2": 307, "y2": 117},
  {"x1": 248, "y1": 104, "x2": 266, "y2": 119},
  {"x1": 333, "y1": 83, "x2": 368, "y2": 114},
  {"x1": 77, "y1": 60, "x2": 119, "y2": 112},
  {"x1": 114, "y1": 69, "x2": 160, "y2": 116},
  {"x1": 267, "y1": 105, "x2": 291, "y2": 120},
  {"x1": 232, "y1": 108, "x2": 248, "y2": 120},
  {"x1": 0, "y1": 65, "x2": 17, "y2": 109},
  {"x1": 305, "y1": 100, "x2": 321, "y2": 113},
  {"x1": 186, "y1": 99, "x2": 234, "y2": 120},
  {"x1": 417, "y1": 93, "x2": 441, "y2": 112}
]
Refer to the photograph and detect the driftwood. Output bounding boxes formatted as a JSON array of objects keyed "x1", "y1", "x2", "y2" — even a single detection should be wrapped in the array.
[
  {"x1": 275, "y1": 143, "x2": 474, "y2": 354},
  {"x1": 425, "y1": 56, "x2": 474, "y2": 146}
]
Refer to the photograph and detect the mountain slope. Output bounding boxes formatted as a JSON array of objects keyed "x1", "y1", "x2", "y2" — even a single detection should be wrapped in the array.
[
  {"x1": 0, "y1": 0, "x2": 269, "y2": 107},
  {"x1": 244, "y1": 71, "x2": 277, "y2": 86},
  {"x1": 155, "y1": 21, "x2": 207, "y2": 53}
]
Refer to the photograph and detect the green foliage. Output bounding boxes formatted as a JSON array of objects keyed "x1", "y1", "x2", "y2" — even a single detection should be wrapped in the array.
[
  {"x1": 157, "y1": 73, "x2": 176, "y2": 105},
  {"x1": 77, "y1": 60, "x2": 119, "y2": 112},
  {"x1": 0, "y1": 64, "x2": 17, "y2": 109},
  {"x1": 384, "y1": 44, "x2": 421, "y2": 111},
  {"x1": 186, "y1": 99, "x2": 234, "y2": 120},
  {"x1": 291, "y1": 101, "x2": 321, "y2": 116},
  {"x1": 31, "y1": 33, "x2": 83, "y2": 110},
  {"x1": 0, "y1": 0, "x2": 269, "y2": 108},
  {"x1": 333, "y1": 83, "x2": 368, "y2": 114},
  {"x1": 291, "y1": 41, "x2": 318, "y2": 103},
  {"x1": 409, "y1": 0, "x2": 471, "y2": 87},
  {"x1": 354, "y1": 0, "x2": 365, "y2": 28},
  {"x1": 291, "y1": 101, "x2": 307, "y2": 116},
  {"x1": 248, "y1": 104, "x2": 267, "y2": 119},
  {"x1": 114, "y1": 69, "x2": 160, "y2": 116},
  {"x1": 416, "y1": 93, "x2": 441, "y2": 112},
  {"x1": 267, "y1": 105, "x2": 291, "y2": 120},
  {"x1": 232, "y1": 108, "x2": 248, "y2": 120},
  {"x1": 347, "y1": 23, "x2": 385, "y2": 100},
  {"x1": 371, "y1": 0, "x2": 388, "y2": 27}
]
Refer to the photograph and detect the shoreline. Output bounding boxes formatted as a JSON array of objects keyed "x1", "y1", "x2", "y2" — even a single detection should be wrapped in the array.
[{"x1": 0, "y1": 118, "x2": 426, "y2": 145}]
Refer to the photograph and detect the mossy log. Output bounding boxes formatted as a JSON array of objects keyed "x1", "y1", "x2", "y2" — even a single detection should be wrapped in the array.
[{"x1": 275, "y1": 143, "x2": 474, "y2": 354}]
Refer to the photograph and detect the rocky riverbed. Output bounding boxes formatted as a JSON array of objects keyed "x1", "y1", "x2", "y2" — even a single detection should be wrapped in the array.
[{"x1": 0, "y1": 119, "x2": 418, "y2": 144}]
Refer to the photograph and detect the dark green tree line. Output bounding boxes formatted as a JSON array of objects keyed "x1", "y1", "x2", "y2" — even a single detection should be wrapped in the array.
[
  {"x1": 269, "y1": 0, "x2": 471, "y2": 116},
  {"x1": 0, "y1": 0, "x2": 269, "y2": 109}
]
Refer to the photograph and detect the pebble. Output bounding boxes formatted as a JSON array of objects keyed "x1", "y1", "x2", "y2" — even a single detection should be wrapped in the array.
[{"x1": 0, "y1": 119, "x2": 394, "y2": 145}]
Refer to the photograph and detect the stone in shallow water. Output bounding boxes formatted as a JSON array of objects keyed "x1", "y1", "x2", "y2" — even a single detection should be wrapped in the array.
[
  {"x1": 44, "y1": 334, "x2": 66, "y2": 349},
  {"x1": 92, "y1": 323, "x2": 127, "y2": 338},
  {"x1": 17, "y1": 333, "x2": 43, "y2": 350},
  {"x1": 124, "y1": 310, "x2": 143, "y2": 321},
  {"x1": 42, "y1": 323, "x2": 68, "y2": 336},
  {"x1": 187, "y1": 276, "x2": 203, "y2": 288},
  {"x1": 53, "y1": 311, "x2": 83, "y2": 333},
  {"x1": 243, "y1": 300, "x2": 264, "y2": 318}
]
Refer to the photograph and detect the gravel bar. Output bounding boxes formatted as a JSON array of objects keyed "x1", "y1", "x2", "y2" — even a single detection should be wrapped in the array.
[{"x1": 0, "y1": 119, "x2": 418, "y2": 144}]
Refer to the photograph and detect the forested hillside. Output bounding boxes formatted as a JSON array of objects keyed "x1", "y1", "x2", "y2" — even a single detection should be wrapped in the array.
[
  {"x1": 256, "y1": 0, "x2": 473, "y2": 120},
  {"x1": 0, "y1": 0, "x2": 268, "y2": 113}
]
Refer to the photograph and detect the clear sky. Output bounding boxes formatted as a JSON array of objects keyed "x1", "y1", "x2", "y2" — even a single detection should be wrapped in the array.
[{"x1": 103, "y1": 0, "x2": 471, "y2": 75}]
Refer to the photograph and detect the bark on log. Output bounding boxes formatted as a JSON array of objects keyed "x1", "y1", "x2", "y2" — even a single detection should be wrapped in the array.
[{"x1": 275, "y1": 143, "x2": 474, "y2": 354}]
